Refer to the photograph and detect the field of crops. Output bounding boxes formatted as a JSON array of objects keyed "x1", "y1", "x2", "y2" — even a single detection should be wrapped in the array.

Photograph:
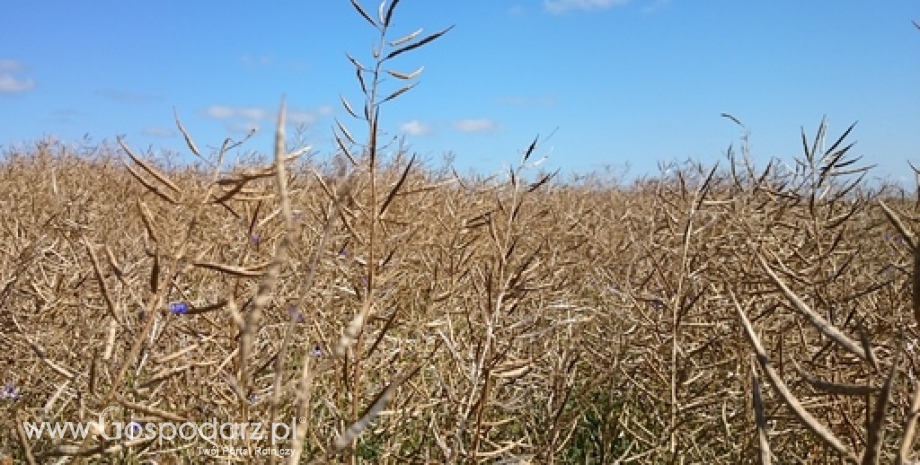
[
  {"x1": 1, "y1": 114, "x2": 918, "y2": 464},
  {"x1": 2, "y1": 1, "x2": 919, "y2": 463}
]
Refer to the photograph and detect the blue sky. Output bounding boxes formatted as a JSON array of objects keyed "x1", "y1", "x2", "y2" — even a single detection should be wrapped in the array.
[{"x1": 2, "y1": 0, "x2": 918, "y2": 183}]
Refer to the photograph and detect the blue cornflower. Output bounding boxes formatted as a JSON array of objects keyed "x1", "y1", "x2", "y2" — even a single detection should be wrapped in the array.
[
  {"x1": 1, "y1": 384, "x2": 18, "y2": 401},
  {"x1": 885, "y1": 233, "x2": 905, "y2": 244},
  {"x1": 169, "y1": 302, "x2": 189, "y2": 315},
  {"x1": 126, "y1": 421, "x2": 144, "y2": 438}
]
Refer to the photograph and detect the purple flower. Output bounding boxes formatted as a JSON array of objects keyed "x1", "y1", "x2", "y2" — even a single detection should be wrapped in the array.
[
  {"x1": 885, "y1": 233, "x2": 905, "y2": 244},
  {"x1": 312, "y1": 345, "x2": 323, "y2": 357},
  {"x1": 250, "y1": 235, "x2": 260, "y2": 244},
  {"x1": 288, "y1": 307, "x2": 304, "y2": 323},
  {"x1": 1, "y1": 384, "x2": 18, "y2": 400},
  {"x1": 126, "y1": 421, "x2": 143, "y2": 438},
  {"x1": 169, "y1": 302, "x2": 189, "y2": 315}
]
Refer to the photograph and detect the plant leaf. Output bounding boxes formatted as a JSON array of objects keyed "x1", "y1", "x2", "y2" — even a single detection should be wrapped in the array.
[
  {"x1": 387, "y1": 66, "x2": 424, "y2": 80},
  {"x1": 379, "y1": 154, "x2": 416, "y2": 217},
  {"x1": 335, "y1": 119, "x2": 357, "y2": 145},
  {"x1": 385, "y1": 25, "x2": 454, "y2": 61},
  {"x1": 356, "y1": 68, "x2": 368, "y2": 94},
  {"x1": 346, "y1": 53, "x2": 366, "y2": 71},
  {"x1": 384, "y1": 0, "x2": 401, "y2": 26},
  {"x1": 390, "y1": 27, "x2": 422, "y2": 46},
  {"x1": 340, "y1": 95, "x2": 360, "y2": 119},
  {"x1": 522, "y1": 135, "x2": 539, "y2": 163},
  {"x1": 380, "y1": 82, "x2": 419, "y2": 104},
  {"x1": 350, "y1": 0, "x2": 377, "y2": 28}
]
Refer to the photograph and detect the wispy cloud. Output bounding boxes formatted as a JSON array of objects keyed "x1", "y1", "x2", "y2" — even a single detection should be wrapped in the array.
[
  {"x1": 544, "y1": 0, "x2": 629, "y2": 14},
  {"x1": 202, "y1": 104, "x2": 329, "y2": 134},
  {"x1": 0, "y1": 74, "x2": 35, "y2": 93},
  {"x1": 142, "y1": 126, "x2": 176, "y2": 138},
  {"x1": 228, "y1": 122, "x2": 260, "y2": 135},
  {"x1": 400, "y1": 120, "x2": 431, "y2": 136},
  {"x1": 203, "y1": 105, "x2": 271, "y2": 121},
  {"x1": 0, "y1": 59, "x2": 35, "y2": 93},
  {"x1": 288, "y1": 110, "x2": 319, "y2": 126},
  {"x1": 454, "y1": 119, "x2": 500, "y2": 133},
  {"x1": 0, "y1": 59, "x2": 25, "y2": 72}
]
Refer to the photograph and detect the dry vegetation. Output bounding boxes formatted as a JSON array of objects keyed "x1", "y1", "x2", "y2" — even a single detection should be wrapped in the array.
[{"x1": 2, "y1": 2, "x2": 920, "y2": 464}]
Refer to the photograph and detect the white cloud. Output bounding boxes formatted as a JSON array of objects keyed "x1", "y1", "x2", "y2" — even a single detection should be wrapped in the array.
[
  {"x1": 203, "y1": 104, "x2": 330, "y2": 134},
  {"x1": 0, "y1": 74, "x2": 34, "y2": 92},
  {"x1": 142, "y1": 127, "x2": 176, "y2": 138},
  {"x1": 400, "y1": 120, "x2": 430, "y2": 136},
  {"x1": 288, "y1": 109, "x2": 318, "y2": 126},
  {"x1": 0, "y1": 59, "x2": 24, "y2": 72},
  {"x1": 229, "y1": 122, "x2": 260, "y2": 134},
  {"x1": 545, "y1": 0, "x2": 629, "y2": 14},
  {"x1": 204, "y1": 105, "x2": 326, "y2": 123},
  {"x1": 203, "y1": 105, "x2": 271, "y2": 121},
  {"x1": 454, "y1": 119, "x2": 500, "y2": 133}
]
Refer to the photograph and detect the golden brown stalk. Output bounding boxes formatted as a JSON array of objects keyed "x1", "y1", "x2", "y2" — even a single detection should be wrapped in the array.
[
  {"x1": 793, "y1": 360, "x2": 879, "y2": 396},
  {"x1": 15, "y1": 410, "x2": 37, "y2": 465},
  {"x1": 861, "y1": 348, "x2": 899, "y2": 465},
  {"x1": 751, "y1": 362, "x2": 773, "y2": 465},
  {"x1": 754, "y1": 249, "x2": 867, "y2": 361},
  {"x1": 898, "y1": 381, "x2": 920, "y2": 464},
  {"x1": 82, "y1": 238, "x2": 123, "y2": 327},
  {"x1": 732, "y1": 291, "x2": 857, "y2": 462}
]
